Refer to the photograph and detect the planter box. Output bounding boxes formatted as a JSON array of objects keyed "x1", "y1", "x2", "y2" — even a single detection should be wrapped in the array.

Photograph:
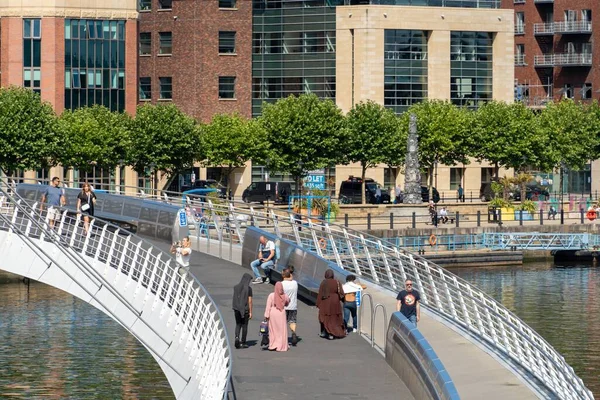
[
  {"x1": 514, "y1": 210, "x2": 534, "y2": 221},
  {"x1": 500, "y1": 207, "x2": 515, "y2": 221}
]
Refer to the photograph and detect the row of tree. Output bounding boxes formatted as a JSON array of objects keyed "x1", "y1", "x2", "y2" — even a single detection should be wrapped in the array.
[{"x1": 1, "y1": 86, "x2": 600, "y2": 203}]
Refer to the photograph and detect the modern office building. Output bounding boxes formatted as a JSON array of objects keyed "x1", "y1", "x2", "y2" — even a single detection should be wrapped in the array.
[{"x1": 506, "y1": 0, "x2": 599, "y2": 194}]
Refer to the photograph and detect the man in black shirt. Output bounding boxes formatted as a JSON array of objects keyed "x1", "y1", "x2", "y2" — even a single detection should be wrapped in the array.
[{"x1": 396, "y1": 279, "x2": 421, "y2": 326}]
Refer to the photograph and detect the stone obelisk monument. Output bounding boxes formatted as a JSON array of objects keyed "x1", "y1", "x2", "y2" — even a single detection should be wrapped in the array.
[{"x1": 403, "y1": 113, "x2": 422, "y2": 204}]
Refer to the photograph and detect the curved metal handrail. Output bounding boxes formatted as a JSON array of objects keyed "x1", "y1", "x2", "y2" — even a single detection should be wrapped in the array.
[{"x1": 0, "y1": 184, "x2": 232, "y2": 400}]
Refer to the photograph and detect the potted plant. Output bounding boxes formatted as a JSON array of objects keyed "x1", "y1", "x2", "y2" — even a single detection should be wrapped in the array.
[
  {"x1": 515, "y1": 200, "x2": 536, "y2": 221},
  {"x1": 488, "y1": 197, "x2": 514, "y2": 221}
]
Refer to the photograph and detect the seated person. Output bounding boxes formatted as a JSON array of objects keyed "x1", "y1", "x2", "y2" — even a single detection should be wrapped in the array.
[
  {"x1": 548, "y1": 205, "x2": 557, "y2": 220},
  {"x1": 250, "y1": 235, "x2": 275, "y2": 284},
  {"x1": 439, "y1": 207, "x2": 449, "y2": 224}
]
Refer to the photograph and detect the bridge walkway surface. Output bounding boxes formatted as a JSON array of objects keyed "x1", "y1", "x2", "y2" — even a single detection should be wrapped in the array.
[{"x1": 151, "y1": 240, "x2": 413, "y2": 400}]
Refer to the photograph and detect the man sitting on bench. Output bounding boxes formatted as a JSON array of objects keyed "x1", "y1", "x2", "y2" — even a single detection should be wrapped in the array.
[
  {"x1": 439, "y1": 207, "x2": 449, "y2": 224},
  {"x1": 250, "y1": 235, "x2": 275, "y2": 284}
]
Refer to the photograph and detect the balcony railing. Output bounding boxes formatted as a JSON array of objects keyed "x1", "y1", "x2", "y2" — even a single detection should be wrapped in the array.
[
  {"x1": 534, "y1": 22, "x2": 554, "y2": 35},
  {"x1": 554, "y1": 20, "x2": 592, "y2": 34},
  {"x1": 514, "y1": 24, "x2": 525, "y2": 34},
  {"x1": 515, "y1": 54, "x2": 526, "y2": 65},
  {"x1": 514, "y1": 0, "x2": 525, "y2": 4},
  {"x1": 534, "y1": 53, "x2": 592, "y2": 67},
  {"x1": 533, "y1": 0, "x2": 553, "y2": 3}
]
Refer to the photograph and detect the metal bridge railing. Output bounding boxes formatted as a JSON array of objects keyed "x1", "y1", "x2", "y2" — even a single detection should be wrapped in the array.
[
  {"x1": 185, "y1": 198, "x2": 593, "y2": 400},
  {"x1": 0, "y1": 184, "x2": 232, "y2": 400}
]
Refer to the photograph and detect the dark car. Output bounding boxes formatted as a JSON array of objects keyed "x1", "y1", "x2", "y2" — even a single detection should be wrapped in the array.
[
  {"x1": 512, "y1": 185, "x2": 550, "y2": 201},
  {"x1": 339, "y1": 177, "x2": 390, "y2": 204},
  {"x1": 242, "y1": 181, "x2": 292, "y2": 204}
]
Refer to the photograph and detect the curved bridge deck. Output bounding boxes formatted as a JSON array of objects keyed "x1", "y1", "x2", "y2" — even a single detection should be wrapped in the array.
[{"x1": 150, "y1": 240, "x2": 413, "y2": 400}]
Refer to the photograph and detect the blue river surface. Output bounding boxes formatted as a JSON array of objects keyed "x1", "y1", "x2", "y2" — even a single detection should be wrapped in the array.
[{"x1": 0, "y1": 260, "x2": 598, "y2": 398}]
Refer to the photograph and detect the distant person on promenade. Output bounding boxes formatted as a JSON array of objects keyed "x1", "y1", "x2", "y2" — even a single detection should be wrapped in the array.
[
  {"x1": 317, "y1": 269, "x2": 346, "y2": 340},
  {"x1": 375, "y1": 186, "x2": 382, "y2": 204},
  {"x1": 250, "y1": 236, "x2": 275, "y2": 284},
  {"x1": 428, "y1": 201, "x2": 437, "y2": 226},
  {"x1": 76, "y1": 182, "x2": 97, "y2": 235},
  {"x1": 396, "y1": 279, "x2": 421, "y2": 326},
  {"x1": 39, "y1": 176, "x2": 66, "y2": 229},
  {"x1": 394, "y1": 185, "x2": 403, "y2": 204},
  {"x1": 264, "y1": 282, "x2": 289, "y2": 352},
  {"x1": 170, "y1": 236, "x2": 192, "y2": 276},
  {"x1": 282, "y1": 266, "x2": 299, "y2": 346},
  {"x1": 342, "y1": 275, "x2": 366, "y2": 334},
  {"x1": 232, "y1": 273, "x2": 253, "y2": 349},
  {"x1": 548, "y1": 205, "x2": 557, "y2": 220},
  {"x1": 457, "y1": 184, "x2": 464, "y2": 202},
  {"x1": 439, "y1": 207, "x2": 449, "y2": 224}
]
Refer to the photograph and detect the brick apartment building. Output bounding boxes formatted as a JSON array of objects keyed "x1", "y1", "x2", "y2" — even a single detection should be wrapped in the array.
[{"x1": 505, "y1": 0, "x2": 600, "y2": 107}]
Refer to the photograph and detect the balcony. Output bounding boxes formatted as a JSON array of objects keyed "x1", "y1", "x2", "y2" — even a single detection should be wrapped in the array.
[
  {"x1": 533, "y1": 0, "x2": 553, "y2": 3},
  {"x1": 514, "y1": 0, "x2": 525, "y2": 3},
  {"x1": 515, "y1": 54, "x2": 526, "y2": 66},
  {"x1": 534, "y1": 53, "x2": 592, "y2": 67},
  {"x1": 534, "y1": 22, "x2": 554, "y2": 35},
  {"x1": 515, "y1": 24, "x2": 525, "y2": 35},
  {"x1": 554, "y1": 21, "x2": 592, "y2": 34}
]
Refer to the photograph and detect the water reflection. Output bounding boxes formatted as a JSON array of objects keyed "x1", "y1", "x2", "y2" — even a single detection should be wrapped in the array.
[
  {"x1": 0, "y1": 272, "x2": 173, "y2": 399},
  {"x1": 452, "y1": 261, "x2": 600, "y2": 397}
]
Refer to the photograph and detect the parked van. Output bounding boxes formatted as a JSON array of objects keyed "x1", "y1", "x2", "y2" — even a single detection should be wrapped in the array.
[
  {"x1": 339, "y1": 177, "x2": 390, "y2": 204},
  {"x1": 242, "y1": 181, "x2": 292, "y2": 204}
]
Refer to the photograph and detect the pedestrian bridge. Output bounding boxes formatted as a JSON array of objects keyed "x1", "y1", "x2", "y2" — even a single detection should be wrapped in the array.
[
  {"x1": 483, "y1": 232, "x2": 598, "y2": 251},
  {"x1": 3, "y1": 181, "x2": 595, "y2": 400}
]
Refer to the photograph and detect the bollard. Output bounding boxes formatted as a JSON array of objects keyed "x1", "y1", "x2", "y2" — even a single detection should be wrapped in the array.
[
  {"x1": 367, "y1": 213, "x2": 371, "y2": 230},
  {"x1": 540, "y1": 209, "x2": 544, "y2": 225},
  {"x1": 519, "y1": 210, "x2": 523, "y2": 226},
  {"x1": 345, "y1": 213, "x2": 349, "y2": 227},
  {"x1": 456, "y1": 211, "x2": 460, "y2": 227},
  {"x1": 498, "y1": 209, "x2": 502, "y2": 225},
  {"x1": 477, "y1": 210, "x2": 481, "y2": 227},
  {"x1": 560, "y1": 208, "x2": 564, "y2": 225},
  {"x1": 390, "y1": 213, "x2": 394, "y2": 230},
  {"x1": 412, "y1": 212, "x2": 416, "y2": 229},
  {"x1": 581, "y1": 209, "x2": 584, "y2": 224}
]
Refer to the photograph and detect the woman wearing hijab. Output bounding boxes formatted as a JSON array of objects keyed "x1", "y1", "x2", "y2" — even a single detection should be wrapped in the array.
[
  {"x1": 317, "y1": 269, "x2": 346, "y2": 339},
  {"x1": 264, "y1": 281, "x2": 290, "y2": 352},
  {"x1": 232, "y1": 273, "x2": 254, "y2": 349}
]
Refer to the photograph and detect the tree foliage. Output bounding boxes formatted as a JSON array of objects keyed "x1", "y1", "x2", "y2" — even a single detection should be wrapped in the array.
[
  {"x1": 0, "y1": 87, "x2": 59, "y2": 172},
  {"x1": 258, "y1": 94, "x2": 345, "y2": 192},
  {"x1": 472, "y1": 101, "x2": 542, "y2": 177},
  {"x1": 57, "y1": 105, "x2": 131, "y2": 172},
  {"x1": 345, "y1": 100, "x2": 403, "y2": 203},
  {"x1": 401, "y1": 100, "x2": 472, "y2": 187},
  {"x1": 200, "y1": 114, "x2": 269, "y2": 193},
  {"x1": 128, "y1": 103, "x2": 199, "y2": 176}
]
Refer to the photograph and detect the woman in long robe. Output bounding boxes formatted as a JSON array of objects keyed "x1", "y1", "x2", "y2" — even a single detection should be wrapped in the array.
[
  {"x1": 264, "y1": 281, "x2": 290, "y2": 351},
  {"x1": 317, "y1": 269, "x2": 346, "y2": 339}
]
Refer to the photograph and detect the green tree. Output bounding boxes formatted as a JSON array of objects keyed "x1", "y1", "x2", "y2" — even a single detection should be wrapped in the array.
[
  {"x1": 258, "y1": 94, "x2": 345, "y2": 195},
  {"x1": 128, "y1": 104, "x2": 199, "y2": 186},
  {"x1": 345, "y1": 100, "x2": 403, "y2": 204},
  {"x1": 200, "y1": 114, "x2": 269, "y2": 195},
  {"x1": 401, "y1": 100, "x2": 472, "y2": 189},
  {"x1": 472, "y1": 101, "x2": 542, "y2": 178},
  {"x1": 0, "y1": 87, "x2": 59, "y2": 173},
  {"x1": 537, "y1": 99, "x2": 597, "y2": 173},
  {"x1": 57, "y1": 105, "x2": 131, "y2": 173}
]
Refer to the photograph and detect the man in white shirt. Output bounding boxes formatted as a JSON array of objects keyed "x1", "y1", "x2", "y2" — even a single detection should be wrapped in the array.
[
  {"x1": 342, "y1": 274, "x2": 366, "y2": 333},
  {"x1": 250, "y1": 235, "x2": 275, "y2": 284},
  {"x1": 170, "y1": 236, "x2": 192, "y2": 276},
  {"x1": 281, "y1": 266, "x2": 299, "y2": 346}
]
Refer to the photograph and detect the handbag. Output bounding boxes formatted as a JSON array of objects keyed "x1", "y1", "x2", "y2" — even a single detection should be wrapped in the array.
[
  {"x1": 259, "y1": 319, "x2": 269, "y2": 336},
  {"x1": 81, "y1": 203, "x2": 90, "y2": 211}
]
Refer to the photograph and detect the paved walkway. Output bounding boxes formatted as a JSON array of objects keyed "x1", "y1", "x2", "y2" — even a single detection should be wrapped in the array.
[{"x1": 153, "y1": 241, "x2": 413, "y2": 400}]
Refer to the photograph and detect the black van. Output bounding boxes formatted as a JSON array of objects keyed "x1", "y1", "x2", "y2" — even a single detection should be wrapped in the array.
[
  {"x1": 242, "y1": 181, "x2": 292, "y2": 204},
  {"x1": 339, "y1": 177, "x2": 390, "y2": 204}
]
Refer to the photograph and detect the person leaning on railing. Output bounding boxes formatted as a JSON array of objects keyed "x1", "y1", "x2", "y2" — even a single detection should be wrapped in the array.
[{"x1": 396, "y1": 279, "x2": 420, "y2": 326}]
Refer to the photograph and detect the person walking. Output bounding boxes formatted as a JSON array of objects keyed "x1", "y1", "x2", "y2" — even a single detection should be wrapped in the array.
[
  {"x1": 281, "y1": 266, "x2": 299, "y2": 346},
  {"x1": 316, "y1": 269, "x2": 346, "y2": 339},
  {"x1": 232, "y1": 273, "x2": 253, "y2": 349},
  {"x1": 342, "y1": 275, "x2": 366, "y2": 333},
  {"x1": 250, "y1": 236, "x2": 275, "y2": 284},
  {"x1": 457, "y1": 184, "x2": 464, "y2": 202},
  {"x1": 264, "y1": 282, "x2": 289, "y2": 352},
  {"x1": 170, "y1": 236, "x2": 192, "y2": 276},
  {"x1": 76, "y1": 182, "x2": 97, "y2": 235},
  {"x1": 39, "y1": 177, "x2": 66, "y2": 229},
  {"x1": 396, "y1": 279, "x2": 421, "y2": 326}
]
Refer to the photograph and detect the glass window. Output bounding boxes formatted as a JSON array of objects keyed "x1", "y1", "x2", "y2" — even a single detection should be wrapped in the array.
[
  {"x1": 582, "y1": 83, "x2": 592, "y2": 100},
  {"x1": 219, "y1": 0, "x2": 236, "y2": 8},
  {"x1": 219, "y1": 31, "x2": 236, "y2": 54},
  {"x1": 23, "y1": 19, "x2": 41, "y2": 39},
  {"x1": 140, "y1": 32, "x2": 151, "y2": 55},
  {"x1": 159, "y1": 32, "x2": 172, "y2": 55},
  {"x1": 159, "y1": 0, "x2": 172, "y2": 9},
  {"x1": 159, "y1": 77, "x2": 172, "y2": 100},
  {"x1": 219, "y1": 76, "x2": 236, "y2": 99},
  {"x1": 450, "y1": 168, "x2": 464, "y2": 190},
  {"x1": 140, "y1": 77, "x2": 152, "y2": 100},
  {"x1": 139, "y1": 0, "x2": 151, "y2": 11}
]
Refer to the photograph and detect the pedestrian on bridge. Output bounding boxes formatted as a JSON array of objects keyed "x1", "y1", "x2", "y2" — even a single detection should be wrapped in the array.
[
  {"x1": 282, "y1": 266, "x2": 299, "y2": 346},
  {"x1": 76, "y1": 182, "x2": 96, "y2": 235},
  {"x1": 317, "y1": 269, "x2": 346, "y2": 340},
  {"x1": 250, "y1": 236, "x2": 275, "y2": 284},
  {"x1": 39, "y1": 177, "x2": 66, "y2": 229},
  {"x1": 396, "y1": 279, "x2": 420, "y2": 326},
  {"x1": 232, "y1": 273, "x2": 253, "y2": 349},
  {"x1": 264, "y1": 281, "x2": 289, "y2": 352}
]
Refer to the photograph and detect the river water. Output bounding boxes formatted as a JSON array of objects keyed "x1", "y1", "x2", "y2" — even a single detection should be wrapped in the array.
[
  {"x1": 1, "y1": 260, "x2": 598, "y2": 398},
  {"x1": 452, "y1": 260, "x2": 600, "y2": 397},
  {"x1": 0, "y1": 271, "x2": 173, "y2": 399}
]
